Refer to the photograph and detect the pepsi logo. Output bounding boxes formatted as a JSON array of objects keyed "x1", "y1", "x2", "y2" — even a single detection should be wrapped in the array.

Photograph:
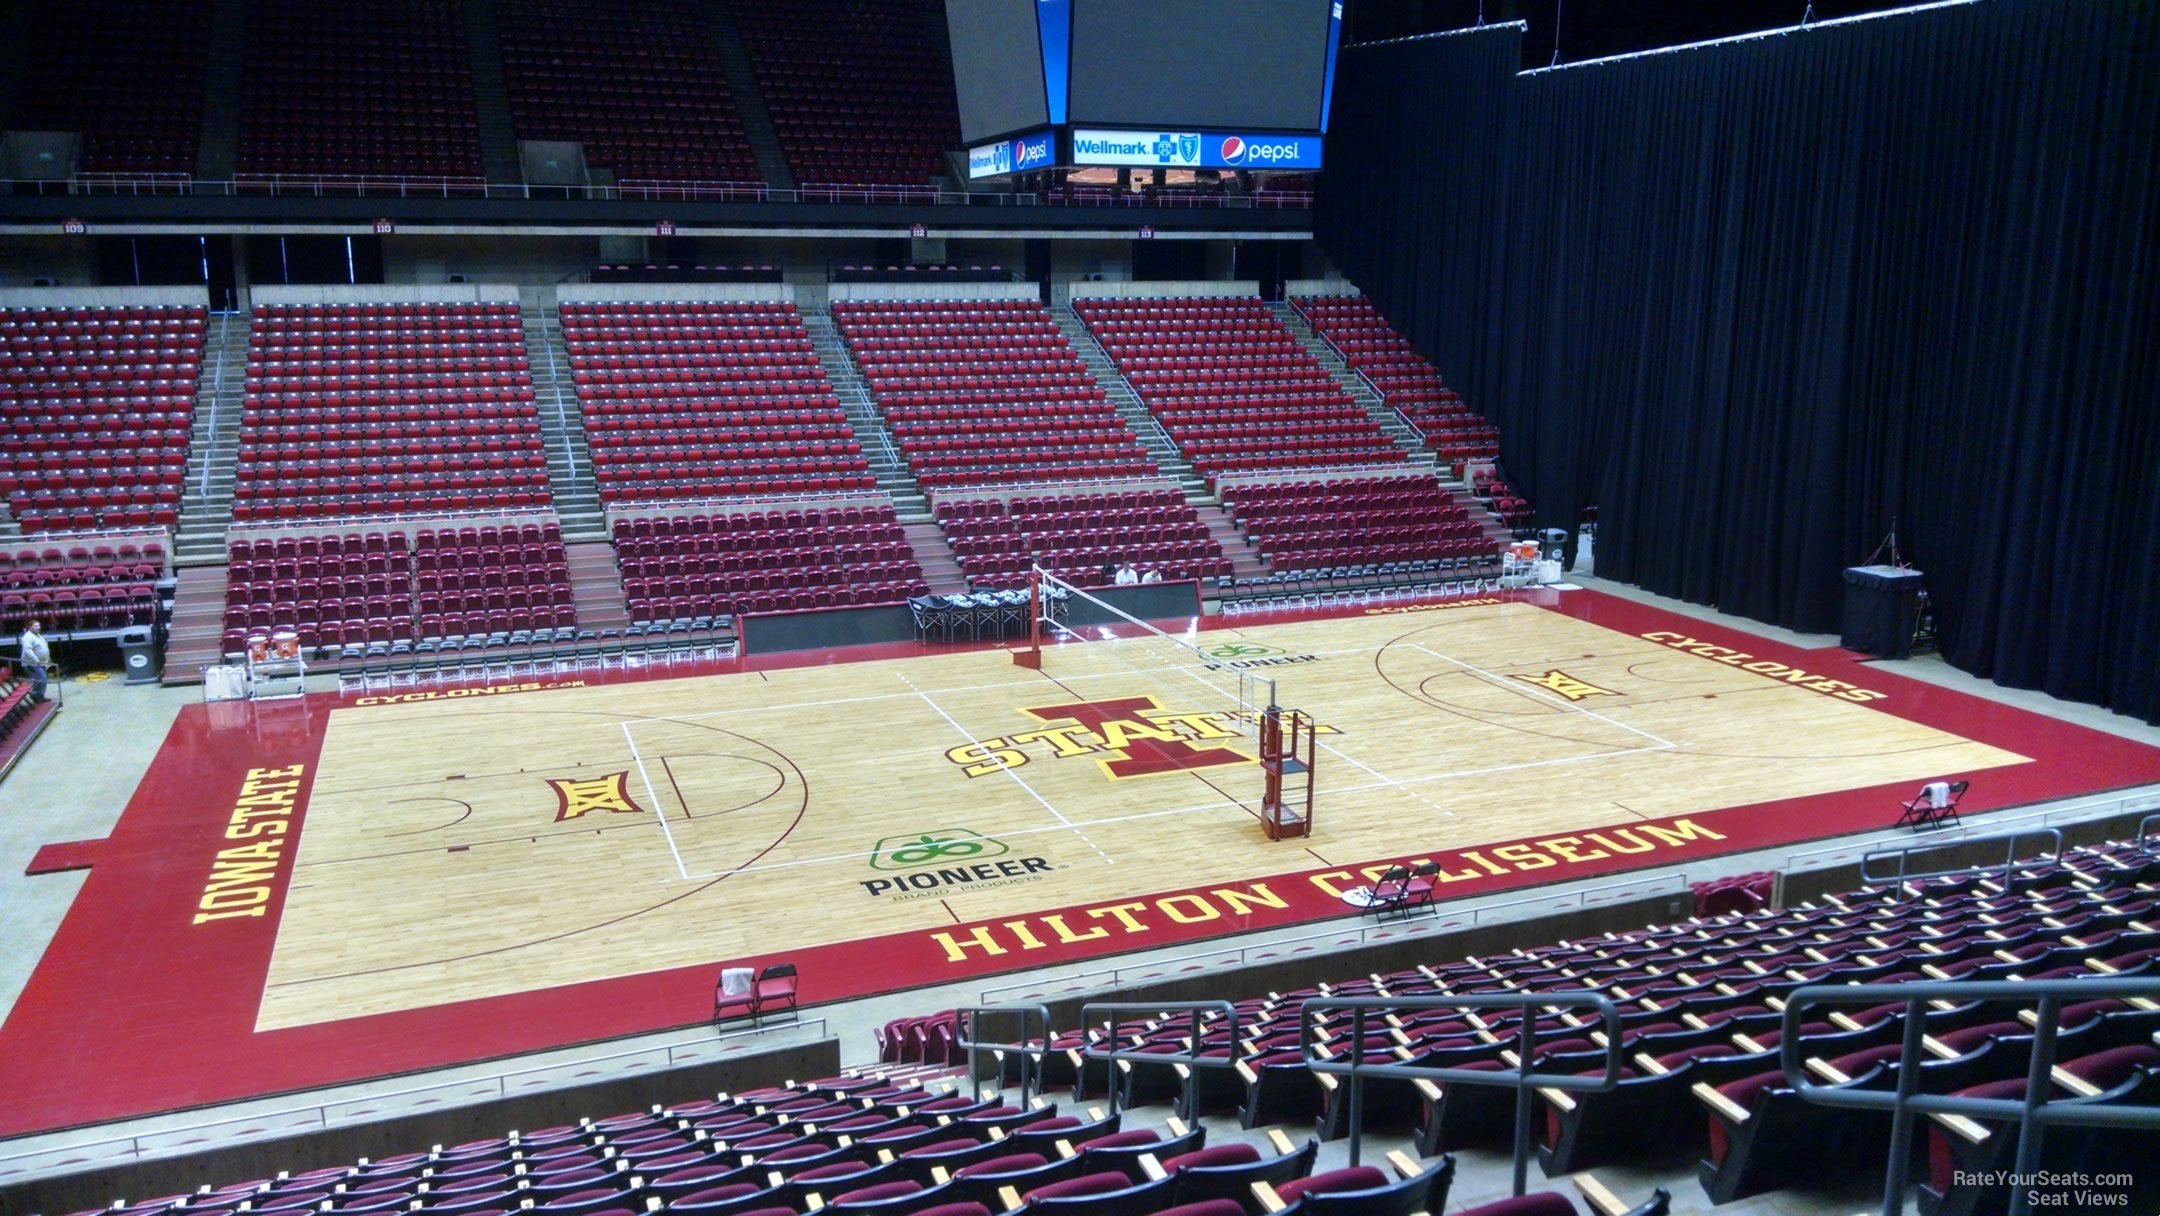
[{"x1": 1220, "y1": 136, "x2": 1247, "y2": 163}]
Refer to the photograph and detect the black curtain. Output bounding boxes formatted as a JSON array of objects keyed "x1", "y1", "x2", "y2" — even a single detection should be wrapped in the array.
[{"x1": 1318, "y1": 1, "x2": 2160, "y2": 723}]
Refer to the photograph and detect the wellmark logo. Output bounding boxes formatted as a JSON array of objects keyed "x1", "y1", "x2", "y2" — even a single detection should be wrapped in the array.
[
  {"x1": 942, "y1": 694, "x2": 1338, "y2": 781},
  {"x1": 862, "y1": 828, "x2": 1052, "y2": 900},
  {"x1": 548, "y1": 771, "x2": 647, "y2": 821},
  {"x1": 1514, "y1": 670, "x2": 1620, "y2": 702}
]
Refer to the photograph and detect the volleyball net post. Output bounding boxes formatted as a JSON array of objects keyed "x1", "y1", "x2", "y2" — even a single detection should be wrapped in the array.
[{"x1": 1012, "y1": 567, "x2": 1045, "y2": 669}]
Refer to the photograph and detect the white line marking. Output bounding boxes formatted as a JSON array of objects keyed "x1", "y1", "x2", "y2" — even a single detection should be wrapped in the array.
[
  {"x1": 621, "y1": 719, "x2": 691, "y2": 880},
  {"x1": 897, "y1": 670, "x2": 1114, "y2": 865},
  {"x1": 1411, "y1": 643, "x2": 1679, "y2": 750},
  {"x1": 614, "y1": 648, "x2": 1382, "y2": 727}
]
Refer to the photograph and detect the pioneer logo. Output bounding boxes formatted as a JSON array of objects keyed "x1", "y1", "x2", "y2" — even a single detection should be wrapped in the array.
[{"x1": 861, "y1": 828, "x2": 1056, "y2": 899}]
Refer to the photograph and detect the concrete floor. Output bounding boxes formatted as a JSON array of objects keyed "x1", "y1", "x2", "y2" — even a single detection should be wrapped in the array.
[{"x1": 2, "y1": 579, "x2": 2155, "y2": 1213}]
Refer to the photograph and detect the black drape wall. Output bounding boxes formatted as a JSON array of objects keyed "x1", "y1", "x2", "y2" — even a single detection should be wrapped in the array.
[{"x1": 1318, "y1": 1, "x2": 2160, "y2": 723}]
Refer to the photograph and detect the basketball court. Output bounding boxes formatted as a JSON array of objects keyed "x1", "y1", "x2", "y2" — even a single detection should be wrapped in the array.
[{"x1": 6, "y1": 586, "x2": 2158, "y2": 1137}]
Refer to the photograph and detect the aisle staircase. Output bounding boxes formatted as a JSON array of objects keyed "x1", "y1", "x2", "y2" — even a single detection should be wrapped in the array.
[
  {"x1": 174, "y1": 311, "x2": 249, "y2": 566},
  {"x1": 564, "y1": 541, "x2": 629, "y2": 634},
  {"x1": 193, "y1": 0, "x2": 247, "y2": 181},
  {"x1": 1051, "y1": 311, "x2": 1205, "y2": 499},
  {"x1": 160, "y1": 565, "x2": 231, "y2": 682},
  {"x1": 705, "y1": 0, "x2": 795, "y2": 191},
  {"x1": 1271, "y1": 301, "x2": 1518, "y2": 547},
  {"x1": 462, "y1": 0, "x2": 526, "y2": 185},
  {"x1": 1268, "y1": 301, "x2": 1438, "y2": 468},
  {"x1": 517, "y1": 294, "x2": 607, "y2": 542},
  {"x1": 802, "y1": 312, "x2": 924, "y2": 518},
  {"x1": 901, "y1": 522, "x2": 969, "y2": 595}
]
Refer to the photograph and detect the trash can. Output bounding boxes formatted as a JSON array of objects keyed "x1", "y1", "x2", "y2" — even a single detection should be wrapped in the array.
[{"x1": 118, "y1": 625, "x2": 161, "y2": 685}]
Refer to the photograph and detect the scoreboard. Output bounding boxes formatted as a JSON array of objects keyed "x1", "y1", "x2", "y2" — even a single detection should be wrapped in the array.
[{"x1": 948, "y1": 0, "x2": 1340, "y2": 178}]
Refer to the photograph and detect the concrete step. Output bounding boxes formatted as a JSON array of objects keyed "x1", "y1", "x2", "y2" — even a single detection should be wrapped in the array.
[
  {"x1": 900, "y1": 521, "x2": 969, "y2": 594},
  {"x1": 803, "y1": 311, "x2": 912, "y2": 490},
  {"x1": 177, "y1": 312, "x2": 251, "y2": 545},
  {"x1": 1193, "y1": 502, "x2": 1271, "y2": 578},
  {"x1": 564, "y1": 541, "x2": 629, "y2": 631},
  {"x1": 161, "y1": 565, "x2": 232, "y2": 682},
  {"x1": 519, "y1": 296, "x2": 606, "y2": 527}
]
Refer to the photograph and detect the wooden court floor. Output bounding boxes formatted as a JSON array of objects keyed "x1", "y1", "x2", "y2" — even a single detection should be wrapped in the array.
[
  {"x1": 258, "y1": 593, "x2": 2028, "y2": 1030},
  {"x1": 14, "y1": 586, "x2": 2160, "y2": 1137}
]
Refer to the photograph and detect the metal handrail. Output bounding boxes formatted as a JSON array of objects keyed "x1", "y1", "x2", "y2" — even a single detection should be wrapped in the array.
[
  {"x1": 1858, "y1": 827, "x2": 2062, "y2": 888},
  {"x1": 1780, "y1": 977, "x2": 2160, "y2": 1216},
  {"x1": 1079, "y1": 1000, "x2": 1239, "y2": 1115},
  {"x1": 955, "y1": 1004, "x2": 1052, "y2": 1106},
  {"x1": 2140, "y1": 812, "x2": 2159, "y2": 846},
  {"x1": 1784, "y1": 788, "x2": 2160, "y2": 876},
  {"x1": 1301, "y1": 992, "x2": 1621, "y2": 1193},
  {"x1": 24, "y1": 174, "x2": 1312, "y2": 210}
]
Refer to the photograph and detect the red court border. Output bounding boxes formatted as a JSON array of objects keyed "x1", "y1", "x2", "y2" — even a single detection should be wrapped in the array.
[{"x1": 3, "y1": 589, "x2": 2157, "y2": 1139}]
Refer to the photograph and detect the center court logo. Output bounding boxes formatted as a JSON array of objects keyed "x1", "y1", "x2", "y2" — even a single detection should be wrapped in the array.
[
  {"x1": 861, "y1": 827, "x2": 1052, "y2": 899},
  {"x1": 547, "y1": 771, "x2": 647, "y2": 821},
  {"x1": 941, "y1": 694, "x2": 1338, "y2": 781}
]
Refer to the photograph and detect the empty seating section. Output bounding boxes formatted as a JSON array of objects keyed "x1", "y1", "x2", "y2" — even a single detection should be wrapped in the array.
[
  {"x1": 234, "y1": 302, "x2": 550, "y2": 521},
  {"x1": 221, "y1": 522, "x2": 571, "y2": 658},
  {"x1": 12, "y1": 1, "x2": 211, "y2": 173},
  {"x1": 560, "y1": 301, "x2": 872, "y2": 504},
  {"x1": 0, "y1": 537, "x2": 166, "y2": 635},
  {"x1": 223, "y1": 530, "x2": 414, "y2": 658},
  {"x1": 833, "y1": 300, "x2": 1154, "y2": 490},
  {"x1": 1219, "y1": 475, "x2": 1486, "y2": 573},
  {"x1": 1295, "y1": 296, "x2": 1501, "y2": 464},
  {"x1": 236, "y1": 0, "x2": 482, "y2": 179},
  {"x1": 496, "y1": 0, "x2": 757, "y2": 184},
  {"x1": 614, "y1": 504, "x2": 926, "y2": 624},
  {"x1": 0, "y1": 305, "x2": 204, "y2": 533},
  {"x1": 934, "y1": 489, "x2": 1229, "y2": 590},
  {"x1": 735, "y1": 0, "x2": 960, "y2": 186},
  {"x1": 1073, "y1": 297, "x2": 1404, "y2": 479},
  {"x1": 16, "y1": 1072, "x2": 1495, "y2": 1216},
  {"x1": 413, "y1": 525, "x2": 575, "y2": 643},
  {"x1": 990, "y1": 835, "x2": 2160, "y2": 1212}
]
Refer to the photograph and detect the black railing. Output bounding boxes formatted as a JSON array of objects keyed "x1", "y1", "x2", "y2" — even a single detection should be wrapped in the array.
[
  {"x1": 1300, "y1": 991, "x2": 1622, "y2": 1195},
  {"x1": 13, "y1": 174, "x2": 1314, "y2": 210},
  {"x1": 955, "y1": 1004, "x2": 1052, "y2": 1106},
  {"x1": 1858, "y1": 826, "x2": 2063, "y2": 888},
  {"x1": 1078, "y1": 1000, "x2": 1239, "y2": 1115},
  {"x1": 1781, "y1": 977, "x2": 2160, "y2": 1216}
]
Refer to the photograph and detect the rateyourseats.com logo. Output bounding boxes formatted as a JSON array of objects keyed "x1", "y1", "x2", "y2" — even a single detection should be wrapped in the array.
[{"x1": 862, "y1": 828, "x2": 1053, "y2": 899}]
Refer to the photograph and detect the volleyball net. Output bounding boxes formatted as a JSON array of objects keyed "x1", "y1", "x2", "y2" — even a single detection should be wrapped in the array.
[{"x1": 1019, "y1": 567, "x2": 1276, "y2": 736}]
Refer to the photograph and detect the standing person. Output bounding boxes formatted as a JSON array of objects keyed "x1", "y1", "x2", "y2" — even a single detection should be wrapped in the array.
[{"x1": 19, "y1": 618, "x2": 51, "y2": 702}]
